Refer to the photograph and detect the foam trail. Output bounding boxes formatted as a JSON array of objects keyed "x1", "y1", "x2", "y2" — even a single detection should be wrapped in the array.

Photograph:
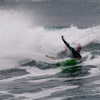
[
  {"x1": 0, "y1": 67, "x2": 60, "y2": 83},
  {"x1": 21, "y1": 66, "x2": 61, "y2": 76},
  {"x1": 13, "y1": 85, "x2": 78, "y2": 100}
]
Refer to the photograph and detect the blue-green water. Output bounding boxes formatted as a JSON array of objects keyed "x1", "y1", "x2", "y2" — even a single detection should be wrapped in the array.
[{"x1": 0, "y1": 1, "x2": 100, "y2": 100}]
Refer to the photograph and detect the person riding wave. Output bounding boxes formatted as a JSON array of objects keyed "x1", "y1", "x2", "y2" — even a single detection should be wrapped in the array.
[
  {"x1": 46, "y1": 36, "x2": 82, "y2": 60},
  {"x1": 61, "y1": 35, "x2": 82, "y2": 60}
]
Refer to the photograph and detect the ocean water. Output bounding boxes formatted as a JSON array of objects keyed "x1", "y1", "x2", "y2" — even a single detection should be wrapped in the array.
[{"x1": 0, "y1": 0, "x2": 100, "y2": 100}]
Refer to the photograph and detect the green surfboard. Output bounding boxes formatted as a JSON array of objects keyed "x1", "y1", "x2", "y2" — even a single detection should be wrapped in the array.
[{"x1": 56, "y1": 59, "x2": 77, "y2": 67}]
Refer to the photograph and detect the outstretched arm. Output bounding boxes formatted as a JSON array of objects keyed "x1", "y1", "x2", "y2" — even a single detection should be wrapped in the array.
[
  {"x1": 61, "y1": 36, "x2": 82, "y2": 59},
  {"x1": 61, "y1": 36, "x2": 72, "y2": 50}
]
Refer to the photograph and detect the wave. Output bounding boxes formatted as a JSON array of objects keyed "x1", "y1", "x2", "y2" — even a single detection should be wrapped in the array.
[{"x1": 0, "y1": 10, "x2": 100, "y2": 71}]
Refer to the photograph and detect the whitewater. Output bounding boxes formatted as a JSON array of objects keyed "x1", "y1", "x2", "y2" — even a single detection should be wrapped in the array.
[{"x1": 0, "y1": 10, "x2": 100, "y2": 100}]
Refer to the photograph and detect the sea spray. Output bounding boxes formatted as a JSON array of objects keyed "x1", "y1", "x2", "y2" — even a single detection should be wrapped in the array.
[{"x1": 0, "y1": 10, "x2": 100, "y2": 70}]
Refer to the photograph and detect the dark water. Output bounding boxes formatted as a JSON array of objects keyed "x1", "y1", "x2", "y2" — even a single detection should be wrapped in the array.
[
  {"x1": 0, "y1": 1, "x2": 100, "y2": 100},
  {"x1": 1, "y1": 0, "x2": 100, "y2": 27}
]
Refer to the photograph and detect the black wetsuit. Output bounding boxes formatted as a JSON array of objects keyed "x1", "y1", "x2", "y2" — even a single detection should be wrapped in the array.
[{"x1": 62, "y1": 38, "x2": 81, "y2": 60}]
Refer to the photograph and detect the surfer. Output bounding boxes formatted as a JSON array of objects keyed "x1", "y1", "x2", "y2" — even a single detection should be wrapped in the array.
[{"x1": 61, "y1": 35, "x2": 82, "y2": 60}]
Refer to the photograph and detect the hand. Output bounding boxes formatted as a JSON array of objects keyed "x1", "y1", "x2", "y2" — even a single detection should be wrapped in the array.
[{"x1": 61, "y1": 35, "x2": 64, "y2": 39}]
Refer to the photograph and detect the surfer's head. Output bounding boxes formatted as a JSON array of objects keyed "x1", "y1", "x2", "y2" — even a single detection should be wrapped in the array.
[{"x1": 76, "y1": 45, "x2": 82, "y2": 52}]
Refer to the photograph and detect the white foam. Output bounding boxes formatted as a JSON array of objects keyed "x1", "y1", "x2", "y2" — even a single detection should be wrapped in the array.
[
  {"x1": 0, "y1": 10, "x2": 100, "y2": 70},
  {"x1": 28, "y1": 77, "x2": 65, "y2": 83},
  {"x1": 22, "y1": 66, "x2": 61, "y2": 76},
  {"x1": 0, "y1": 91, "x2": 10, "y2": 94},
  {"x1": 83, "y1": 55, "x2": 100, "y2": 66},
  {"x1": 91, "y1": 80, "x2": 100, "y2": 85},
  {"x1": 64, "y1": 93, "x2": 100, "y2": 100},
  {"x1": 0, "y1": 74, "x2": 30, "y2": 83},
  {"x1": 0, "y1": 67, "x2": 60, "y2": 83},
  {"x1": 13, "y1": 85, "x2": 78, "y2": 100}
]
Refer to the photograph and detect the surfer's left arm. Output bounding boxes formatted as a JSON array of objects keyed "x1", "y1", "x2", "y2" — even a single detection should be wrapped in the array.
[{"x1": 61, "y1": 36, "x2": 72, "y2": 50}]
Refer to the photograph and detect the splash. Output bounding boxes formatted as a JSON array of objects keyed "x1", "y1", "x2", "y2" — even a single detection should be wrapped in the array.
[{"x1": 0, "y1": 10, "x2": 100, "y2": 70}]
